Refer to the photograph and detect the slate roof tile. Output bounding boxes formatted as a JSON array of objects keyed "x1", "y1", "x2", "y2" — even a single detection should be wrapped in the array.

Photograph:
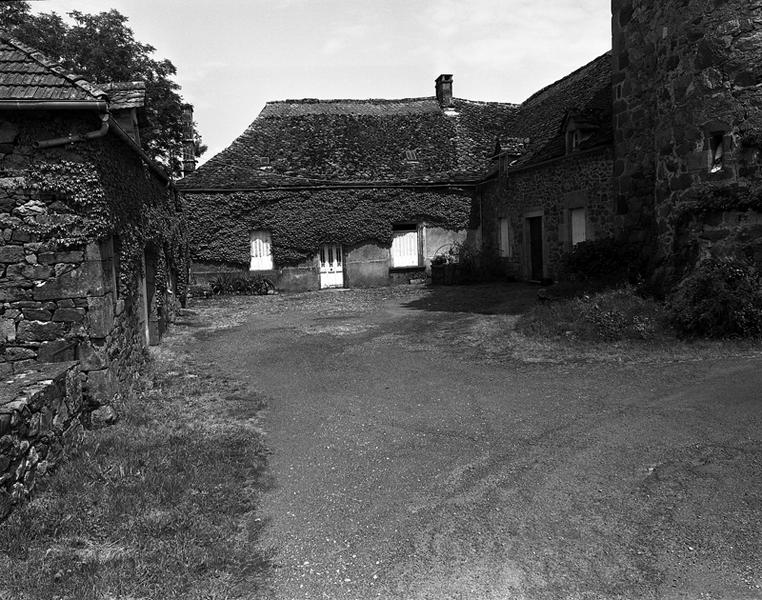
[
  {"x1": 99, "y1": 81, "x2": 146, "y2": 110},
  {"x1": 501, "y1": 52, "x2": 613, "y2": 167},
  {"x1": 0, "y1": 33, "x2": 106, "y2": 103}
]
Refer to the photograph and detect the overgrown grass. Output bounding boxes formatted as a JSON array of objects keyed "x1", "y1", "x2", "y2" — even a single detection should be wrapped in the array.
[
  {"x1": 0, "y1": 340, "x2": 271, "y2": 599},
  {"x1": 518, "y1": 286, "x2": 671, "y2": 342}
]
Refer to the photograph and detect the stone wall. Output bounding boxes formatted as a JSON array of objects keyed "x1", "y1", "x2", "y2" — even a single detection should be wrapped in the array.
[
  {"x1": 481, "y1": 147, "x2": 615, "y2": 281},
  {"x1": 612, "y1": 0, "x2": 762, "y2": 280},
  {"x1": 0, "y1": 111, "x2": 186, "y2": 406},
  {"x1": 0, "y1": 362, "x2": 82, "y2": 520}
]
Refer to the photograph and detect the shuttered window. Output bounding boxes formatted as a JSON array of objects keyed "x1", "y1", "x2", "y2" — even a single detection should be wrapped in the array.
[
  {"x1": 391, "y1": 228, "x2": 419, "y2": 267},
  {"x1": 250, "y1": 231, "x2": 273, "y2": 270},
  {"x1": 498, "y1": 218, "x2": 512, "y2": 257},
  {"x1": 570, "y1": 208, "x2": 586, "y2": 246}
]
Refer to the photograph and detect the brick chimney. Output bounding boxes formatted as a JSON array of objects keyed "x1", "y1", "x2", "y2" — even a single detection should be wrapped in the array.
[
  {"x1": 435, "y1": 74, "x2": 453, "y2": 107},
  {"x1": 181, "y1": 104, "x2": 196, "y2": 175}
]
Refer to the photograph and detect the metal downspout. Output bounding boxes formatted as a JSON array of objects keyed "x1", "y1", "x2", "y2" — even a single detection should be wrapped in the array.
[{"x1": 35, "y1": 113, "x2": 110, "y2": 149}]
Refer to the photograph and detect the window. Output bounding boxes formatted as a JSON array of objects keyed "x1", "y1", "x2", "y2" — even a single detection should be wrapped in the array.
[
  {"x1": 570, "y1": 208, "x2": 587, "y2": 246},
  {"x1": 498, "y1": 218, "x2": 512, "y2": 258},
  {"x1": 250, "y1": 231, "x2": 273, "y2": 270},
  {"x1": 709, "y1": 133, "x2": 724, "y2": 173},
  {"x1": 390, "y1": 226, "x2": 419, "y2": 268},
  {"x1": 567, "y1": 129, "x2": 581, "y2": 153},
  {"x1": 405, "y1": 150, "x2": 418, "y2": 161}
]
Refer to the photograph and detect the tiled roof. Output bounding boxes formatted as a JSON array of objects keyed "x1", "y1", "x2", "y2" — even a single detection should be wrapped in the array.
[
  {"x1": 99, "y1": 81, "x2": 145, "y2": 110},
  {"x1": 180, "y1": 97, "x2": 519, "y2": 189},
  {"x1": 0, "y1": 33, "x2": 106, "y2": 103},
  {"x1": 503, "y1": 52, "x2": 613, "y2": 167}
]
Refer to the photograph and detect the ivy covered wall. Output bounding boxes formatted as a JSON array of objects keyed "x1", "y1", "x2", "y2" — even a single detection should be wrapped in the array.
[
  {"x1": 0, "y1": 110, "x2": 187, "y2": 406},
  {"x1": 183, "y1": 187, "x2": 477, "y2": 268}
]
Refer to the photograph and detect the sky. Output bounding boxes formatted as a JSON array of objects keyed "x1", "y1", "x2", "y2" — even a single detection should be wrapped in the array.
[{"x1": 29, "y1": 0, "x2": 612, "y2": 165}]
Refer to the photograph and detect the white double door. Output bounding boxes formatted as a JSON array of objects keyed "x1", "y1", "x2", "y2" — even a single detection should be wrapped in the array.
[{"x1": 318, "y1": 243, "x2": 344, "y2": 289}]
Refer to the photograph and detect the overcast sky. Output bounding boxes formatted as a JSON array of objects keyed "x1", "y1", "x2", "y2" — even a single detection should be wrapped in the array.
[{"x1": 30, "y1": 0, "x2": 612, "y2": 164}]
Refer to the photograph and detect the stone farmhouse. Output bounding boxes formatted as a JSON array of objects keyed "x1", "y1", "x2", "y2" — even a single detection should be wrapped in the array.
[
  {"x1": 178, "y1": 78, "x2": 517, "y2": 290},
  {"x1": 0, "y1": 34, "x2": 188, "y2": 514},
  {"x1": 182, "y1": 0, "x2": 762, "y2": 292}
]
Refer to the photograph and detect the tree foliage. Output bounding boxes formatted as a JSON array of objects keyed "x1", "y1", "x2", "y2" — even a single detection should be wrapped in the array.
[{"x1": 0, "y1": 1, "x2": 205, "y2": 175}]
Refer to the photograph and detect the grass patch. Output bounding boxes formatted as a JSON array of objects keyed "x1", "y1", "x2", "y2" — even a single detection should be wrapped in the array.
[
  {"x1": 0, "y1": 331, "x2": 271, "y2": 599},
  {"x1": 518, "y1": 286, "x2": 671, "y2": 342}
]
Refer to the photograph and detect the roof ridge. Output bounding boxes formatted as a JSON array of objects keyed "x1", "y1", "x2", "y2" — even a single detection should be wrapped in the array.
[
  {"x1": 521, "y1": 51, "x2": 612, "y2": 107},
  {"x1": 266, "y1": 97, "x2": 436, "y2": 105},
  {"x1": 0, "y1": 31, "x2": 107, "y2": 102}
]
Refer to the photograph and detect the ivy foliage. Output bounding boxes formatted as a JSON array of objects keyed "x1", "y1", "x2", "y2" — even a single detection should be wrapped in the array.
[
  {"x1": 185, "y1": 188, "x2": 475, "y2": 267},
  {"x1": 24, "y1": 157, "x2": 187, "y2": 302},
  {"x1": 672, "y1": 182, "x2": 762, "y2": 223}
]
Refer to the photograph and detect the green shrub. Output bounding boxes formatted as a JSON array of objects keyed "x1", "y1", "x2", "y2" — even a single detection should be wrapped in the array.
[
  {"x1": 210, "y1": 272, "x2": 274, "y2": 295},
  {"x1": 667, "y1": 258, "x2": 762, "y2": 338},
  {"x1": 562, "y1": 236, "x2": 645, "y2": 286},
  {"x1": 518, "y1": 286, "x2": 667, "y2": 341}
]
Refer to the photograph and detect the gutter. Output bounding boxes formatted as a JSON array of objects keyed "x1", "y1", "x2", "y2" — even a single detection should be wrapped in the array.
[
  {"x1": 179, "y1": 181, "x2": 481, "y2": 193},
  {"x1": 0, "y1": 100, "x2": 109, "y2": 112}
]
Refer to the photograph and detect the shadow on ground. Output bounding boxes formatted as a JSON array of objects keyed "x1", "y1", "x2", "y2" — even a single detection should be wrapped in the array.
[{"x1": 401, "y1": 282, "x2": 540, "y2": 315}]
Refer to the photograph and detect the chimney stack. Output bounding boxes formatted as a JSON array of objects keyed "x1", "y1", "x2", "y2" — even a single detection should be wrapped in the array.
[
  {"x1": 181, "y1": 104, "x2": 196, "y2": 175},
  {"x1": 435, "y1": 74, "x2": 453, "y2": 108}
]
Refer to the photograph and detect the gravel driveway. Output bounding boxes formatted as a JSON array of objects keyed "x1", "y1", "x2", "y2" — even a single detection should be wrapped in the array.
[{"x1": 186, "y1": 283, "x2": 762, "y2": 600}]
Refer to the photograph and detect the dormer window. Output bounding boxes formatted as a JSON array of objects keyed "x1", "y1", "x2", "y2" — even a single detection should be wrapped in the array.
[
  {"x1": 567, "y1": 130, "x2": 582, "y2": 153},
  {"x1": 405, "y1": 150, "x2": 418, "y2": 161},
  {"x1": 563, "y1": 112, "x2": 599, "y2": 155}
]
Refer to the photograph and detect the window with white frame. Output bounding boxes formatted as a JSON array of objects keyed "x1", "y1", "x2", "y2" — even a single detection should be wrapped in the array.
[
  {"x1": 390, "y1": 226, "x2": 419, "y2": 267},
  {"x1": 250, "y1": 231, "x2": 273, "y2": 270},
  {"x1": 498, "y1": 218, "x2": 512, "y2": 257},
  {"x1": 570, "y1": 208, "x2": 587, "y2": 246}
]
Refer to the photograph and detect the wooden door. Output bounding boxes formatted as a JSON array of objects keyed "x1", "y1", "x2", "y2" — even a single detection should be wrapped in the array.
[
  {"x1": 318, "y1": 243, "x2": 344, "y2": 289},
  {"x1": 528, "y1": 216, "x2": 543, "y2": 281}
]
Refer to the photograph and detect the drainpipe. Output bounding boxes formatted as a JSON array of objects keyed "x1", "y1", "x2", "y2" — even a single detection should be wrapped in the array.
[{"x1": 35, "y1": 113, "x2": 110, "y2": 149}]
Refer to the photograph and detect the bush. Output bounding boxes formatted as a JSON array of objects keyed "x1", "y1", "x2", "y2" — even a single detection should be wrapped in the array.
[
  {"x1": 210, "y1": 272, "x2": 274, "y2": 295},
  {"x1": 518, "y1": 286, "x2": 667, "y2": 341},
  {"x1": 667, "y1": 258, "x2": 762, "y2": 338},
  {"x1": 562, "y1": 236, "x2": 645, "y2": 286}
]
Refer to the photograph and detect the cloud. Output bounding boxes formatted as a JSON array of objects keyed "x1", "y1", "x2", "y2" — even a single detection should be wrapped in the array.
[{"x1": 322, "y1": 23, "x2": 370, "y2": 55}]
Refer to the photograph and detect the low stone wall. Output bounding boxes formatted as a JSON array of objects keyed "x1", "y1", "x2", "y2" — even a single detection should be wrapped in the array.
[{"x1": 0, "y1": 361, "x2": 82, "y2": 520}]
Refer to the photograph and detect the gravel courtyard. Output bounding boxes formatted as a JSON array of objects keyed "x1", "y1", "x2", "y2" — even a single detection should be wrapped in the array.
[{"x1": 183, "y1": 283, "x2": 762, "y2": 600}]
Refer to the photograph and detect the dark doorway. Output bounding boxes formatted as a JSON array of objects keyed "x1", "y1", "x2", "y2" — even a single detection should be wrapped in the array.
[{"x1": 528, "y1": 216, "x2": 543, "y2": 281}]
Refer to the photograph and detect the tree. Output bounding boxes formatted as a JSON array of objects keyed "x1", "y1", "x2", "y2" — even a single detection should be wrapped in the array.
[{"x1": 0, "y1": 1, "x2": 205, "y2": 175}]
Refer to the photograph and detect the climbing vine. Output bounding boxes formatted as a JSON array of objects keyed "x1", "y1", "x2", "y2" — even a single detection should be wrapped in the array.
[
  {"x1": 184, "y1": 187, "x2": 476, "y2": 267},
  {"x1": 671, "y1": 182, "x2": 762, "y2": 224},
  {"x1": 19, "y1": 158, "x2": 188, "y2": 302}
]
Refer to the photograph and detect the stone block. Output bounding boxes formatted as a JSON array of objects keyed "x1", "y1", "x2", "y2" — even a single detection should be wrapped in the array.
[
  {"x1": 52, "y1": 308, "x2": 85, "y2": 323},
  {"x1": 21, "y1": 264, "x2": 54, "y2": 280},
  {"x1": 37, "y1": 339, "x2": 77, "y2": 363},
  {"x1": 33, "y1": 260, "x2": 108, "y2": 301},
  {"x1": 37, "y1": 250, "x2": 84, "y2": 264},
  {"x1": 86, "y1": 368, "x2": 116, "y2": 406},
  {"x1": 22, "y1": 309, "x2": 52, "y2": 321},
  {"x1": 5, "y1": 347, "x2": 36, "y2": 362},
  {"x1": 0, "y1": 319, "x2": 15, "y2": 343},
  {"x1": 86, "y1": 295, "x2": 115, "y2": 337},
  {"x1": 77, "y1": 340, "x2": 107, "y2": 371},
  {"x1": 0, "y1": 245, "x2": 24, "y2": 263},
  {"x1": 16, "y1": 320, "x2": 66, "y2": 342}
]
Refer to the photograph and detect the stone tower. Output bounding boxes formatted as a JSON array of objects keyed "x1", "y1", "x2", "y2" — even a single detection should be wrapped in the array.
[{"x1": 612, "y1": 0, "x2": 762, "y2": 283}]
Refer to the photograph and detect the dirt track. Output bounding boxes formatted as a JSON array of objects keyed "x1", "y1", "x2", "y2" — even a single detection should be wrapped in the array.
[{"x1": 186, "y1": 284, "x2": 762, "y2": 599}]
